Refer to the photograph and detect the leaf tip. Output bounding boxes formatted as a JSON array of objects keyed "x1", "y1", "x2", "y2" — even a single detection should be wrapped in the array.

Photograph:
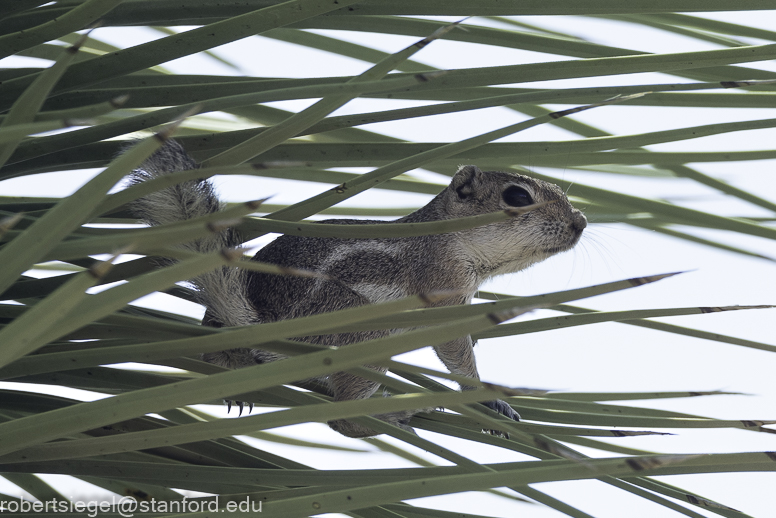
[{"x1": 628, "y1": 271, "x2": 685, "y2": 286}]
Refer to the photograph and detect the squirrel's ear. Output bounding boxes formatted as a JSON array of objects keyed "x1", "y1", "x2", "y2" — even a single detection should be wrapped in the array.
[{"x1": 451, "y1": 165, "x2": 484, "y2": 200}]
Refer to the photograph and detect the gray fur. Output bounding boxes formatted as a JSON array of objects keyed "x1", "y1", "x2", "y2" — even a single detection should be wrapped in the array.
[{"x1": 128, "y1": 143, "x2": 587, "y2": 438}]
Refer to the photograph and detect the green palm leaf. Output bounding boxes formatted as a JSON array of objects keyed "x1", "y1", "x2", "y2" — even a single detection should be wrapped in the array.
[{"x1": 0, "y1": 3, "x2": 774, "y2": 517}]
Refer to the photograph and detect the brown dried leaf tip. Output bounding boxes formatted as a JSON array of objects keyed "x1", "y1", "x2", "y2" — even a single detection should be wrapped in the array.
[
  {"x1": 252, "y1": 161, "x2": 312, "y2": 169},
  {"x1": 110, "y1": 95, "x2": 130, "y2": 108},
  {"x1": 422, "y1": 17, "x2": 469, "y2": 45},
  {"x1": 685, "y1": 493, "x2": 740, "y2": 512},
  {"x1": 63, "y1": 118, "x2": 95, "y2": 127},
  {"x1": 220, "y1": 248, "x2": 246, "y2": 262},
  {"x1": 487, "y1": 305, "x2": 537, "y2": 325},
  {"x1": 416, "y1": 70, "x2": 448, "y2": 82},
  {"x1": 688, "y1": 391, "x2": 743, "y2": 397},
  {"x1": 626, "y1": 454, "x2": 700, "y2": 472},
  {"x1": 157, "y1": 104, "x2": 202, "y2": 141},
  {"x1": 481, "y1": 381, "x2": 549, "y2": 398},
  {"x1": 419, "y1": 288, "x2": 466, "y2": 305},
  {"x1": 88, "y1": 261, "x2": 113, "y2": 280},
  {"x1": 0, "y1": 214, "x2": 22, "y2": 235},
  {"x1": 700, "y1": 304, "x2": 775, "y2": 313},
  {"x1": 89, "y1": 252, "x2": 123, "y2": 279},
  {"x1": 628, "y1": 271, "x2": 684, "y2": 287},
  {"x1": 207, "y1": 219, "x2": 241, "y2": 233},
  {"x1": 741, "y1": 420, "x2": 776, "y2": 432},
  {"x1": 533, "y1": 437, "x2": 587, "y2": 461},
  {"x1": 610, "y1": 430, "x2": 672, "y2": 437},
  {"x1": 245, "y1": 198, "x2": 269, "y2": 211},
  {"x1": 549, "y1": 92, "x2": 649, "y2": 119},
  {"x1": 721, "y1": 79, "x2": 776, "y2": 88}
]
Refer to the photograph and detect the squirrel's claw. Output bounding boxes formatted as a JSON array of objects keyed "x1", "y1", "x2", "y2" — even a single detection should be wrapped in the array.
[{"x1": 225, "y1": 399, "x2": 253, "y2": 416}]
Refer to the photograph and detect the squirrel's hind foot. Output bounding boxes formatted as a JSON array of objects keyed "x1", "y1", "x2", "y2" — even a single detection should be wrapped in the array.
[
  {"x1": 483, "y1": 398, "x2": 521, "y2": 421},
  {"x1": 482, "y1": 399, "x2": 520, "y2": 438}
]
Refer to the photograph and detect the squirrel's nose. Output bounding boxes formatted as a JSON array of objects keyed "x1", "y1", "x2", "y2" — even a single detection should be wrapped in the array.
[{"x1": 572, "y1": 211, "x2": 587, "y2": 232}]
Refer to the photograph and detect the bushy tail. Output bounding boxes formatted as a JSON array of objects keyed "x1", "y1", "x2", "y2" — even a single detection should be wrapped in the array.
[
  {"x1": 128, "y1": 140, "x2": 259, "y2": 335},
  {"x1": 128, "y1": 140, "x2": 235, "y2": 252}
]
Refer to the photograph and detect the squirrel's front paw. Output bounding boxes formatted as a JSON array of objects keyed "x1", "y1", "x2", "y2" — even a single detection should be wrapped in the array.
[{"x1": 226, "y1": 399, "x2": 254, "y2": 416}]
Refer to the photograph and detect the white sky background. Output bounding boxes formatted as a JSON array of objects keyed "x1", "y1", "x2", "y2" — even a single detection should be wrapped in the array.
[{"x1": 1, "y1": 8, "x2": 776, "y2": 518}]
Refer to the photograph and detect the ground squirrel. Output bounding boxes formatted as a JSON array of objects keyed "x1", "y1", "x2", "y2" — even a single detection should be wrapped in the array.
[{"x1": 128, "y1": 140, "x2": 587, "y2": 438}]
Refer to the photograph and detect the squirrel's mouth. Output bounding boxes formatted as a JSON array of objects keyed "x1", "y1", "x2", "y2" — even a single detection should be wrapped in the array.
[
  {"x1": 543, "y1": 234, "x2": 583, "y2": 255},
  {"x1": 543, "y1": 245, "x2": 571, "y2": 254}
]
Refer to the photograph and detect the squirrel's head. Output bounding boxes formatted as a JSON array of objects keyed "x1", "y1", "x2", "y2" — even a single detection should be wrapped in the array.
[{"x1": 441, "y1": 165, "x2": 587, "y2": 277}]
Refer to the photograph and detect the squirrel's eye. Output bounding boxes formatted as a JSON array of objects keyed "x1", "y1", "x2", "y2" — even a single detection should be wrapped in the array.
[{"x1": 502, "y1": 185, "x2": 533, "y2": 207}]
